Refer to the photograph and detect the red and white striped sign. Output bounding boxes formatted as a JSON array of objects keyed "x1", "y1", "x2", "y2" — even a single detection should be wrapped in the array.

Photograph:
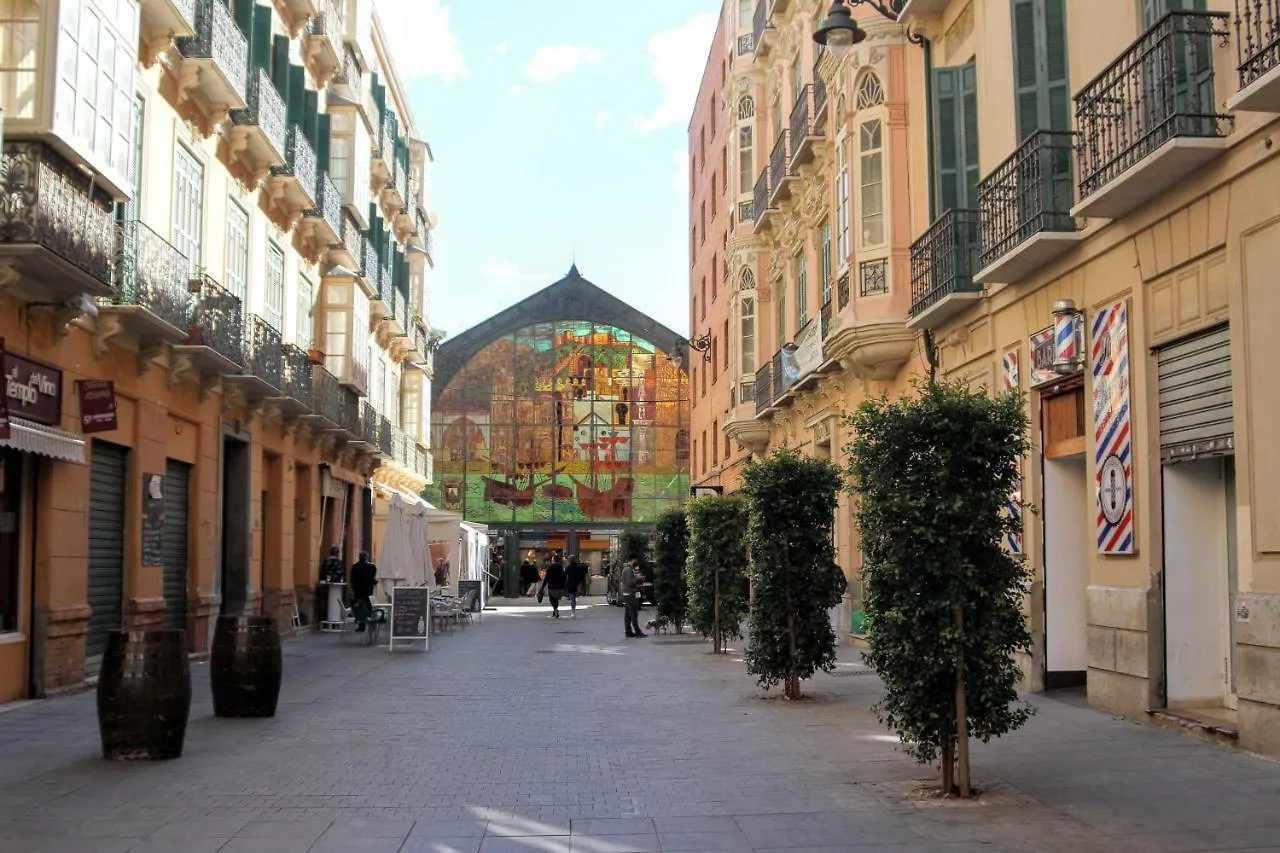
[{"x1": 1091, "y1": 302, "x2": 1134, "y2": 555}]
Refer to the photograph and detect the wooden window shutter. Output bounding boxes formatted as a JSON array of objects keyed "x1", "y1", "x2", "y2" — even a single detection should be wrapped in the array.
[
  {"x1": 303, "y1": 89, "x2": 319, "y2": 148},
  {"x1": 961, "y1": 62, "x2": 979, "y2": 208},
  {"x1": 271, "y1": 35, "x2": 290, "y2": 100},
  {"x1": 931, "y1": 66, "x2": 961, "y2": 213},
  {"x1": 232, "y1": 0, "x2": 249, "y2": 36},
  {"x1": 317, "y1": 113, "x2": 332, "y2": 172},
  {"x1": 251, "y1": 4, "x2": 272, "y2": 76},
  {"x1": 288, "y1": 65, "x2": 305, "y2": 127}
]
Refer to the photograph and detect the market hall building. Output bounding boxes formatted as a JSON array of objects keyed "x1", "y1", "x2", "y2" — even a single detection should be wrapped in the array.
[{"x1": 424, "y1": 267, "x2": 691, "y2": 593}]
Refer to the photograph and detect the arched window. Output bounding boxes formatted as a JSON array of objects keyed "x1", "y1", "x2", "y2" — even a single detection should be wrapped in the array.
[
  {"x1": 856, "y1": 71, "x2": 885, "y2": 110},
  {"x1": 739, "y1": 267, "x2": 756, "y2": 291},
  {"x1": 737, "y1": 96, "x2": 755, "y2": 195},
  {"x1": 855, "y1": 73, "x2": 886, "y2": 248}
]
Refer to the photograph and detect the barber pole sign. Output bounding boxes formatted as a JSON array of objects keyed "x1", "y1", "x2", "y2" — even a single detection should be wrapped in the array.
[
  {"x1": 1001, "y1": 349, "x2": 1024, "y2": 556},
  {"x1": 1091, "y1": 301, "x2": 1134, "y2": 554}
]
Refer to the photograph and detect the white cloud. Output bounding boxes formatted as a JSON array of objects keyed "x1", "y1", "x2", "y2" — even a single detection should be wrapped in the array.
[
  {"x1": 672, "y1": 149, "x2": 688, "y2": 193},
  {"x1": 635, "y1": 13, "x2": 719, "y2": 132},
  {"x1": 510, "y1": 84, "x2": 526, "y2": 95},
  {"x1": 374, "y1": 0, "x2": 467, "y2": 83},
  {"x1": 484, "y1": 263, "x2": 547, "y2": 283},
  {"x1": 492, "y1": 41, "x2": 509, "y2": 55},
  {"x1": 523, "y1": 44, "x2": 606, "y2": 83},
  {"x1": 594, "y1": 111, "x2": 611, "y2": 132}
]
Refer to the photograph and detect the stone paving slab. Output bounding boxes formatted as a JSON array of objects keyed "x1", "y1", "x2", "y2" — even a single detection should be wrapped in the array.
[{"x1": 1, "y1": 599, "x2": 1280, "y2": 852}]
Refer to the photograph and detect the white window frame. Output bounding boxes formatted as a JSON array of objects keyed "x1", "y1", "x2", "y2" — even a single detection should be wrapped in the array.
[
  {"x1": 835, "y1": 124, "x2": 850, "y2": 271},
  {"x1": 265, "y1": 242, "x2": 285, "y2": 331},
  {"x1": 740, "y1": 291, "x2": 755, "y2": 376},
  {"x1": 225, "y1": 200, "x2": 249, "y2": 304},
  {"x1": 296, "y1": 275, "x2": 314, "y2": 349},
  {"x1": 172, "y1": 143, "x2": 203, "y2": 276},
  {"x1": 856, "y1": 73, "x2": 887, "y2": 250}
]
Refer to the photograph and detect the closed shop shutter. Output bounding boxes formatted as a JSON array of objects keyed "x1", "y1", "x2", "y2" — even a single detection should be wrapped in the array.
[
  {"x1": 87, "y1": 441, "x2": 129, "y2": 661},
  {"x1": 162, "y1": 460, "x2": 191, "y2": 631},
  {"x1": 1157, "y1": 323, "x2": 1233, "y2": 463}
]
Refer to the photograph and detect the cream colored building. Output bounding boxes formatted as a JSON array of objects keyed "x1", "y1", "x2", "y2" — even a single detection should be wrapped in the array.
[{"x1": 0, "y1": 0, "x2": 435, "y2": 704}]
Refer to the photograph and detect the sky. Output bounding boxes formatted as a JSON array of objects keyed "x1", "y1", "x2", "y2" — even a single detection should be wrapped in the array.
[{"x1": 373, "y1": 0, "x2": 722, "y2": 343}]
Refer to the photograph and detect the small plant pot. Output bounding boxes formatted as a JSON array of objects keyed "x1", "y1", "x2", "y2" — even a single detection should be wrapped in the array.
[
  {"x1": 307, "y1": 349, "x2": 325, "y2": 365},
  {"x1": 187, "y1": 278, "x2": 204, "y2": 293}
]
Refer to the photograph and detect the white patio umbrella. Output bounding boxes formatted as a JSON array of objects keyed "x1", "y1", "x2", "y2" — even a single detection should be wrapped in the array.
[{"x1": 377, "y1": 494, "x2": 415, "y2": 600}]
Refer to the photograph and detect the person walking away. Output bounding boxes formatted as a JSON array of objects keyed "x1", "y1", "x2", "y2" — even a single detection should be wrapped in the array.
[
  {"x1": 622, "y1": 557, "x2": 646, "y2": 638},
  {"x1": 520, "y1": 559, "x2": 537, "y2": 596},
  {"x1": 565, "y1": 556, "x2": 588, "y2": 617},
  {"x1": 539, "y1": 559, "x2": 567, "y2": 618},
  {"x1": 350, "y1": 551, "x2": 377, "y2": 632}
]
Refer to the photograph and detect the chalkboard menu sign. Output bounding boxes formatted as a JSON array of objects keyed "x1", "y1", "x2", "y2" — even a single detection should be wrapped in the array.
[
  {"x1": 390, "y1": 586, "x2": 429, "y2": 649},
  {"x1": 141, "y1": 473, "x2": 165, "y2": 567},
  {"x1": 457, "y1": 580, "x2": 483, "y2": 612}
]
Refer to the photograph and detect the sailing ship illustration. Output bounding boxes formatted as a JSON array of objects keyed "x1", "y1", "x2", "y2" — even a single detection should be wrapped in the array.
[{"x1": 572, "y1": 434, "x2": 633, "y2": 518}]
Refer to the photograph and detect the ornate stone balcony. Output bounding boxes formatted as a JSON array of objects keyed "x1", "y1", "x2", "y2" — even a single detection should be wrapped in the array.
[
  {"x1": 229, "y1": 68, "x2": 288, "y2": 181},
  {"x1": 175, "y1": 0, "x2": 248, "y2": 128},
  {"x1": 268, "y1": 124, "x2": 318, "y2": 221},
  {"x1": 97, "y1": 220, "x2": 192, "y2": 364}
]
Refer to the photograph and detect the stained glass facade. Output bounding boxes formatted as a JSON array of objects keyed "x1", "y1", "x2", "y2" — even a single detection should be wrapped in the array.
[{"x1": 426, "y1": 321, "x2": 691, "y2": 524}]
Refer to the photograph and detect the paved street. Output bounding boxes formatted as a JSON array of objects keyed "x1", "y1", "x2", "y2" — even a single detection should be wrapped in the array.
[{"x1": 1, "y1": 599, "x2": 1279, "y2": 853}]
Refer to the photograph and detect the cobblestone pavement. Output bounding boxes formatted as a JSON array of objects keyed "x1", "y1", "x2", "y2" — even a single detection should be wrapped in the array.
[{"x1": 2, "y1": 598, "x2": 1280, "y2": 853}]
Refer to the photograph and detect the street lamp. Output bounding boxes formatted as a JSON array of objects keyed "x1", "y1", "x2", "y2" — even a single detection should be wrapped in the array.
[
  {"x1": 686, "y1": 331, "x2": 713, "y2": 364},
  {"x1": 812, "y1": 1, "x2": 926, "y2": 51}
]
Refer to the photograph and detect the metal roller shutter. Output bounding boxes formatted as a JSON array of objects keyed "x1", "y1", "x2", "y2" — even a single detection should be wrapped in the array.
[
  {"x1": 86, "y1": 441, "x2": 129, "y2": 661},
  {"x1": 162, "y1": 460, "x2": 191, "y2": 631},
  {"x1": 1157, "y1": 324, "x2": 1233, "y2": 463}
]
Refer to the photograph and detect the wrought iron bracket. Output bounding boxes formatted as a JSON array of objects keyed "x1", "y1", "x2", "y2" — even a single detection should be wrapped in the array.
[
  {"x1": 688, "y1": 330, "x2": 713, "y2": 363},
  {"x1": 845, "y1": 0, "x2": 928, "y2": 45}
]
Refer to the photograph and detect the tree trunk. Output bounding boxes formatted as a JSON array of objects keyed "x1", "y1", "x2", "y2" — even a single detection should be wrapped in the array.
[
  {"x1": 941, "y1": 737, "x2": 954, "y2": 795},
  {"x1": 954, "y1": 603, "x2": 972, "y2": 798},
  {"x1": 785, "y1": 612, "x2": 800, "y2": 699},
  {"x1": 713, "y1": 567, "x2": 721, "y2": 654}
]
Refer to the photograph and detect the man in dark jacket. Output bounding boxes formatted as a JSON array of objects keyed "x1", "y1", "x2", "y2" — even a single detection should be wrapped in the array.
[
  {"x1": 350, "y1": 551, "x2": 377, "y2": 632},
  {"x1": 564, "y1": 556, "x2": 588, "y2": 618}
]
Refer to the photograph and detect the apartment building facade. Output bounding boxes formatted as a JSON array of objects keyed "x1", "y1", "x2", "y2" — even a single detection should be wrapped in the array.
[{"x1": 0, "y1": 0, "x2": 436, "y2": 704}]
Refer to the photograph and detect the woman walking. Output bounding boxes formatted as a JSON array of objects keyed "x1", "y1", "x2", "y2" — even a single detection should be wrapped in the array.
[{"x1": 539, "y1": 558, "x2": 567, "y2": 619}]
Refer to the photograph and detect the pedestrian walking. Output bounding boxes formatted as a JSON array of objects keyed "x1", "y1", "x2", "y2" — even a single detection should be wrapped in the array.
[
  {"x1": 350, "y1": 551, "x2": 377, "y2": 632},
  {"x1": 565, "y1": 556, "x2": 588, "y2": 617},
  {"x1": 621, "y1": 557, "x2": 646, "y2": 638},
  {"x1": 539, "y1": 558, "x2": 567, "y2": 618}
]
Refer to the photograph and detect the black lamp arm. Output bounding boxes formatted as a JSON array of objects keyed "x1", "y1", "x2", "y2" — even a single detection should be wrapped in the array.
[{"x1": 840, "y1": 0, "x2": 927, "y2": 44}]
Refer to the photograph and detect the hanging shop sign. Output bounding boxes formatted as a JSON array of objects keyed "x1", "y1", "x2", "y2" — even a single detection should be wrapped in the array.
[
  {"x1": 3, "y1": 352, "x2": 61, "y2": 426},
  {"x1": 0, "y1": 339, "x2": 9, "y2": 441},
  {"x1": 1028, "y1": 327, "x2": 1059, "y2": 388},
  {"x1": 1091, "y1": 300, "x2": 1135, "y2": 555},
  {"x1": 77, "y1": 380, "x2": 118, "y2": 434}
]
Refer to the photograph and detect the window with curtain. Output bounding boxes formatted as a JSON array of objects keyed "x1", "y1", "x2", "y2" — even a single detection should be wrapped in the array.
[
  {"x1": 225, "y1": 201, "x2": 249, "y2": 304},
  {"x1": 172, "y1": 144, "x2": 203, "y2": 276},
  {"x1": 265, "y1": 243, "x2": 284, "y2": 330}
]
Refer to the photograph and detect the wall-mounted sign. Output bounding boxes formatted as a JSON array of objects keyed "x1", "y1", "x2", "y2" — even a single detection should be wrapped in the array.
[
  {"x1": 1028, "y1": 327, "x2": 1058, "y2": 389},
  {"x1": 77, "y1": 380, "x2": 118, "y2": 434},
  {"x1": 3, "y1": 352, "x2": 61, "y2": 426},
  {"x1": 142, "y1": 473, "x2": 165, "y2": 567},
  {"x1": 1091, "y1": 301, "x2": 1135, "y2": 555},
  {"x1": 0, "y1": 338, "x2": 9, "y2": 441}
]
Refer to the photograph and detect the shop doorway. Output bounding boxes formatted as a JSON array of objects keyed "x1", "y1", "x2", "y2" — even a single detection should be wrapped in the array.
[
  {"x1": 1163, "y1": 457, "x2": 1236, "y2": 712},
  {"x1": 1040, "y1": 385, "x2": 1089, "y2": 691},
  {"x1": 86, "y1": 440, "x2": 129, "y2": 673},
  {"x1": 220, "y1": 435, "x2": 251, "y2": 616},
  {"x1": 161, "y1": 460, "x2": 191, "y2": 632}
]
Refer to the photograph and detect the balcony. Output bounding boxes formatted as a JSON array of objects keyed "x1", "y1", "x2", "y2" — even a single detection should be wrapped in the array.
[
  {"x1": 753, "y1": 0, "x2": 772, "y2": 58},
  {"x1": 175, "y1": 0, "x2": 248, "y2": 123},
  {"x1": 223, "y1": 315, "x2": 283, "y2": 401},
  {"x1": 278, "y1": 0, "x2": 320, "y2": 33},
  {"x1": 269, "y1": 125, "x2": 318, "y2": 216},
  {"x1": 306, "y1": 364, "x2": 344, "y2": 428},
  {"x1": 382, "y1": 157, "x2": 406, "y2": 217},
  {"x1": 769, "y1": 131, "x2": 796, "y2": 204},
  {"x1": 378, "y1": 415, "x2": 395, "y2": 459},
  {"x1": 813, "y1": 62, "x2": 829, "y2": 132},
  {"x1": 304, "y1": 170, "x2": 343, "y2": 249},
  {"x1": 332, "y1": 47, "x2": 362, "y2": 102},
  {"x1": 820, "y1": 300, "x2": 833, "y2": 339},
  {"x1": 737, "y1": 34, "x2": 754, "y2": 58},
  {"x1": 172, "y1": 274, "x2": 245, "y2": 379},
  {"x1": 1231, "y1": 0, "x2": 1280, "y2": 111},
  {"x1": 837, "y1": 271, "x2": 850, "y2": 311},
  {"x1": 340, "y1": 387, "x2": 362, "y2": 436},
  {"x1": 139, "y1": 0, "x2": 196, "y2": 49},
  {"x1": 370, "y1": 264, "x2": 391, "y2": 320},
  {"x1": 356, "y1": 401, "x2": 378, "y2": 449},
  {"x1": 1073, "y1": 11, "x2": 1232, "y2": 220},
  {"x1": 229, "y1": 68, "x2": 287, "y2": 178},
  {"x1": 304, "y1": 1, "x2": 343, "y2": 85},
  {"x1": 372, "y1": 113, "x2": 396, "y2": 184},
  {"x1": 98, "y1": 221, "x2": 191, "y2": 356},
  {"x1": 753, "y1": 169, "x2": 777, "y2": 232},
  {"x1": 907, "y1": 209, "x2": 981, "y2": 331},
  {"x1": 859, "y1": 258, "x2": 889, "y2": 297},
  {"x1": 415, "y1": 444, "x2": 433, "y2": 482},
  {"x1": 754, "y1": 353, "x2": 783, "y2": 417},
  {"x1": 330, "y1": 212, "x2": 362, "y2": 270},
  {"x1": 384, "y1": 285, "x2": 406, "y2": 337},
  {"x1": 405, "y1": 319, "x2": 429, "y2": 366},
  {"x1": 790, "y1": 86, "x2": 822, "y2": 167},
  {"x1": 359, "y1": 235, "x2": 379, "y2": 294},
  {"x1": 266, "y1": 343, "x2": 315, "y2": 417},
  {"x1": 976, "y1": 131, "x2": 1081, "y2": 285},
  {"x1": 737, "y1": 199, "x2": 757, "y2": 227},
  {"x1": 0, "y1": 143, "x2": 118, "y2": 299}
]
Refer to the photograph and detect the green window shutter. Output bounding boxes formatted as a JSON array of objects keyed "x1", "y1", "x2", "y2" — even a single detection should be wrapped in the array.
[
  {"x1": 932, "y1": 66, "x2": 961, "y2": 213},
  {"x1": 303, "y1": 89, "x2": 318, "y2": 148},
  {"x1": 271, "y1": 35, "x2": 290, "y2": 99},
  {"x1": 288, "y1": 65, "x2": 305, "y2": 127},
  {"x1": 251, "y1": 4, "x2": 272, "y2": 76},
  {"x1": 316, "y1": 113, "x2": 331, "y2": 172},
  {"x1": 1143, "y1": 0, "x2": 1205, "y2": 28},
  {"x1": 1044, "y1": 0, "x2": 1069, "y2": 131},
  {"x1": 1012, "y1": 0, "x2": 1039, "y2": 142},
  {"x1": 961, "y1": 62, "x2": 979, "y2": 208},
  {"x1": 233, "y1": 0, "x2": 250, "y2": 39},
  {"x1": 1012, "y1": 0, "x2": 1070, "y2": 141}
]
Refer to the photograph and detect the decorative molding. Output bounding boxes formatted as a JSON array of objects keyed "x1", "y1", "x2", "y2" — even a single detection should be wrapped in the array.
[
  {"x1": 137, "y1": 342, "x2": 166, "y2": 376},
  {"x1": 92, "y1": 313, "x2": 124, "y2": 358}
]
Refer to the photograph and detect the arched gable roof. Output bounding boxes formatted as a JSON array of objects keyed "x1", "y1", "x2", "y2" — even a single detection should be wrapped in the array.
[{"x1": 431, "y1": 265, "x2": 689, "y2": 406}]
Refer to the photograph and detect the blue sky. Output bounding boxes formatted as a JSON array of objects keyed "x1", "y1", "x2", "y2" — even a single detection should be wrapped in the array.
[{"x1": 375, "y1": 0, "x2": 722, "y2": 342}]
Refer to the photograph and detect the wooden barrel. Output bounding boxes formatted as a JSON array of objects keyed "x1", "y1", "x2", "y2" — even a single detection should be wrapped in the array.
[
  {"x1": 96, "y1": 629, "x2": 191, "y2": 761},
  {"x1": 210, "y1": 615, "x2": 282, "y2": 718}
]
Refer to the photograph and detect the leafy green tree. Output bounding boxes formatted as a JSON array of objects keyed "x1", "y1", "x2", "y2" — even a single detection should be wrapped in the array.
[
  {"x1": 619, "y1": 531, "x2": 652, "y2": 564},
  {"x1": 844, "y1": 380, "x2": 1032, "y2": 797},
  {"x1": 743, "y1": 450, "x2": 847, "y2": 700},
  {"x1": 655, "y1": 510, "x2": 690, "y2": 632},
  {"x1": 686, "y1": 496, "x2": 749, "y2": 653}
]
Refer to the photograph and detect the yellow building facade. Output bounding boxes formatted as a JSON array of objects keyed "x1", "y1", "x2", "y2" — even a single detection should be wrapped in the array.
[{"x1": 0, "y1": 0, "x2": 435, "y2": 704}]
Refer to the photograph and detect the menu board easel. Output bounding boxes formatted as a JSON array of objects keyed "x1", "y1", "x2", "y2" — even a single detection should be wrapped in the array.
[{"x1": 389, "y1": 586, "x2": 430, "y2": 652}]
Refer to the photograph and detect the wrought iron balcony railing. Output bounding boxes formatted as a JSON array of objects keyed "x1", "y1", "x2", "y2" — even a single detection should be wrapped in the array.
[
  {"x1": 271, "y1": 124, "x2": 318, "y2": 200},
  {"x1": 361, "y1": 234, "x2": 378, "y2": 281},
  {"x1": 378, "y1": 415, "x2": 395, "y2": 457},
  {"x1": 187, "y1": 274, "x2": 245, "y2": 367},
  {"x1": 789, "y1": 86, "x2": 816, "y2": 156},
  {"x1": 244, "y1": 315, "x2": 283, "y2": 390},
  {"x1": 769, "y1": 130, "x2": 793, "y2": 196},
  {"x1": 340, "y1": 387, "x2": 362, "y2": 434},
  {"x1": 360, "y1": 401, "x2": 378, "y2": 445},
  {"x1": 1236, "y1": 0, "x2": 1280, "y2": 92},
  {"x1": 752, "y1": 0, "x2": 768, "y2": 55},
  {"x1": 909, "y1": 209, "x2": 981, "y2": 318},
  {"x1": 388, "y1": 284, "x2": 404, "y2": 329},
  {"x1": 307, "y1": 170, "x2": 342, "y2": 238},
  {"x1": 339, "y1": 211, "x2": 362, "y2": 263},
  {"x1": 110, "y1": 220, "x2": 190, "y2": 331},
  {"x1": 737, "y1": 199, "x2": 756, "y2": 225},
  {"x1": 415, "y1": 444, "x2": 432, "y2": 480},
  {"x1": 859, "y1": 258, "x2": 889, "y2": 297},
  {"x1": 737, "y1": 34, "x2": 754, "y2": 57},
  {"x1": 379, "y1": 263, "x2": 392, "y2": 301},
  {"x1": 230, "y1": 67, "x2": 286, "y2": 156},
  {"x1": 335, "y1": 46, "x2": 362, "y2": 93},
  {"x1": 753, "y1": 169, "x2": 772, "y2": 225},
  {"x1": 171, "y1": 0, "x2": 196, "y2": 29},
  {"x1": 378, "y1": 112, "x2": 396, "y2": 169},
  {"x1": 813, "y1": 60, "x2": 828, "y2": 119},
  {"x1": 0, "y1": 143, "x2": 117, "y2": 291},
  {"x1": 1075, "y1": 10, "x2": 1231, "y2": 202},
  {"x1": 313, "y1": 364, "x2": 343, "y2": 424},
  {"x1": 282, "y1": 343, "x2": 314, "y2": 409},
  {"x1": 837, "y1": 271, "x2": 850, "y2": 310},
  {"x1": 820, "y1": 300, "x2": 832, "y2": 339},
  {"x1": 977, "y1": 130, "x2": 1078, "y2": 270},
  {"x1": 176, "y1": 0, "x2": 248, "y2": 104}
]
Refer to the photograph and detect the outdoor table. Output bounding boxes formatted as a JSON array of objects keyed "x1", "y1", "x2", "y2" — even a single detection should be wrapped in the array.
[{"x1": 320, "y1": 582, "x2": 347, "y2": 633}]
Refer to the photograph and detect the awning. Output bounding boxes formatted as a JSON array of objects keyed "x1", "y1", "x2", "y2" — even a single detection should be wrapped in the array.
[{"x1": 0, "y1": 418, "x2": 86, "y2": 463}]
